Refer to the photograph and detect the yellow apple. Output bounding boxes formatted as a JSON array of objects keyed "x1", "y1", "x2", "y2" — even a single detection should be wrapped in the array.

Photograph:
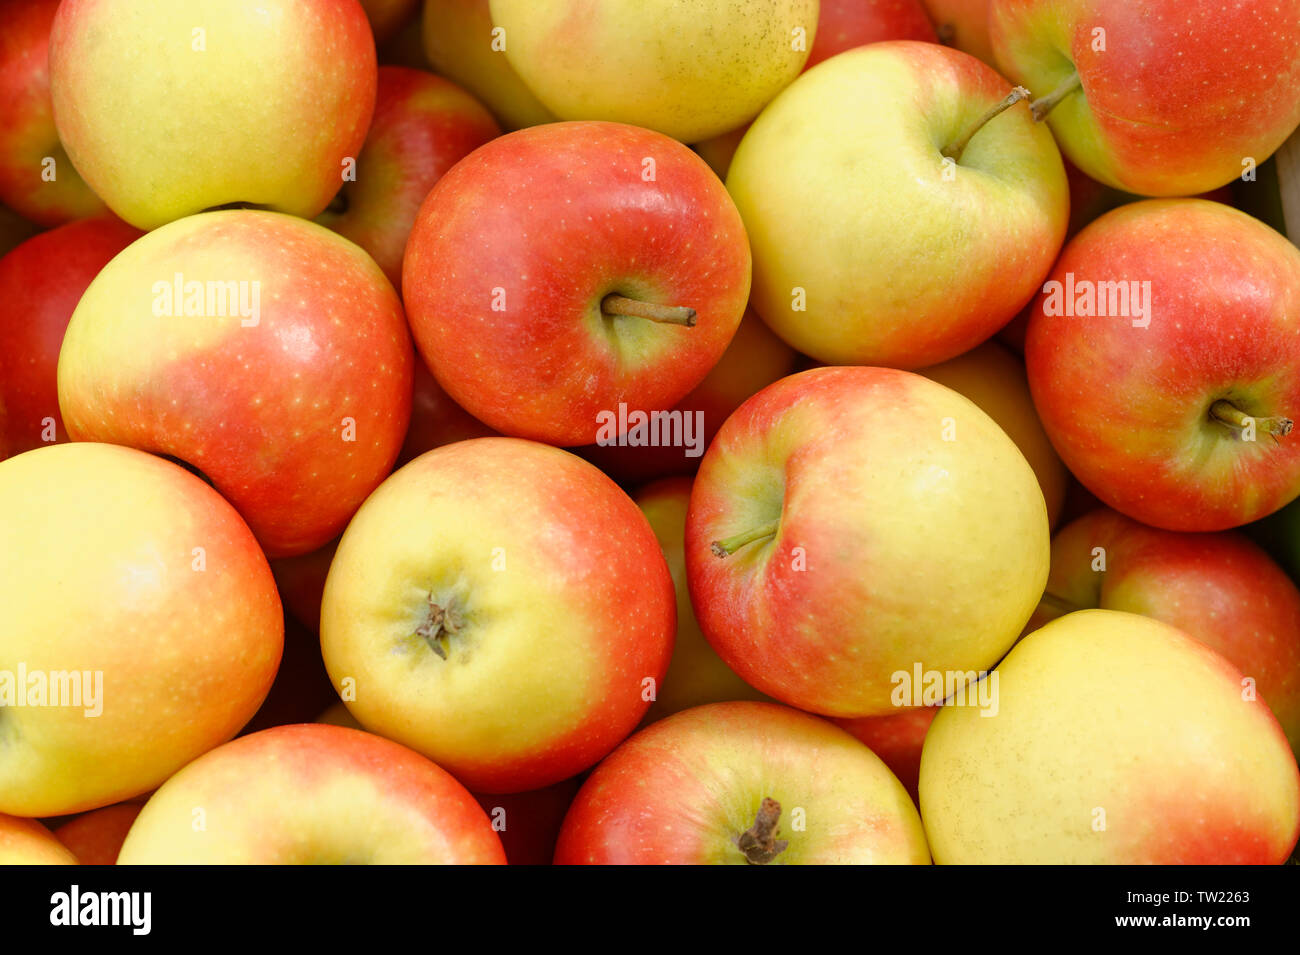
[
  {"x1": 920, "y1": 610, "x2": 1300, "y2": 863},
  {"x1": 489, "y1": 0, "x2": 819, "y2": 142},
  {"x1": 0, "y1": 814, "x2": 77, "y2": 865}
]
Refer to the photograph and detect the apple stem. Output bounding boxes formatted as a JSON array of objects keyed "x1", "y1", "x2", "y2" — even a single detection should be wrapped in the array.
[
  {"x1": 711, "y1": 519, "x2": 780, "y2": 557},
  {"x1": 416, "y1": 595, "x2": 462, "y2": 660},
  {"x1": 737, "y1": 797, "x2": 789, "y2": 865},
  {"x1": 600, "y1": 294, "x2": 697, "y2": 327},
  {"x1": 1209, "y1": 400, "x2": 1293, "y2": 439},
  {"x1": 941, "y1": 87, "x2": 1032, "y2": 162},
  {"x1": 1030, "y1": 71, "x2": 1082, "y2": 122}
]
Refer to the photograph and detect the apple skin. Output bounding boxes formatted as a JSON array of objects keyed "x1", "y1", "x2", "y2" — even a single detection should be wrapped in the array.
[
  {"x1": 727, "y1": 41, "x2": 1067, "y2": 367},
  {"x1": 360, "y1": 0, "x2": 420, "y2": 45},
  {"x1": 920, "y1": 610, "x2": 1300, "y2": 864},
  {"x1": 0, "y1": 215, "x2": 141, "y2": 461},
  {"x1": 0, "y1": 0, "x2": 105, "y2": 226},
  {"x1": 49, "y1": 0, "x2": 377, "y2": 230},
  {"x1": 0, "y1": 443, "x2": 283, "y2": 817},
  {"x1": 320, "y1": 437, "x2": 676, "y2": 793},
  {"x1": 1025, "y1": 199, "x2": 1300, "y2": 532},
  {"x1": 0, "y1": 202, "x2": 39, "y2": 257},
  {"x1": 989, "y1": 0, "x2": 1300, "y2": 196},
  {"x1": 921, "y1": 0, "x2": 996, "y2": 65},
  {"x1": 318, "y1": 65, "x2": 500, "y2": 289},
  {"x1": 1030, "y1": 507, "x2": 1300, "y2": 752},
  {"x1": 472, "y1": 778, "x2": 582, "y2": 866},
  {"x1": 917, "y1": 340, "x2": 1068, "y2": 528},
  {"x1": 53, "y1": 803, "x2": 143, "y2": 866},
  {"x1": 239, "y1": 615, "x2": 339, "y2": 735},
  {"x1": 397, "y1": 360, "x2": 498, "y2": 466},
  {"x1": 835, "y1": 706, "x2": 939, "y2": 804},
  {"x1": 57, "y1": 209, "x2": 414, "y2": 558},
  {"x1": 636, "y1": 478, "x2": 772, "y2": 722},
  {"x1": 810, "y1": 0, "x2": 937, "y2": 69},
  {"x1": 685, "y1": 366, "x2": 1049, "y2": 718},
  {"x1": 555, "y1": 702, "x2": 930, "y2": 864},
  {"x1": 118, "y1": 724, "x2": 506, "y2": 864},
  {"x1": 490, "y1": 0, "x2": 818, "y2": 144},
  {"x1": 422, "y1": 0, "x2": 556, "y2": 130},
  {"x1": 578, "y1": 312, "x2": 798, "y2": 486},
  {"x1": 0, "y1": 814, "x2": 77, "y2": 865},
  {"x1": 403, "y1": 121, "x2": 751, "y2": 447}
]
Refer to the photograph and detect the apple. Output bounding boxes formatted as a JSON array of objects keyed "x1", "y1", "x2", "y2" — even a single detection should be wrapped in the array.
[
  {"x1": 0, "y1": 201, "x2": 39, "y2": 257},
  {"x1": 239, "y1": 615, "x2": 338, "y2": 735},
  {"x1": 578, "y1": 312, "x2": 799, "y2": 485},
  {"x1": 810, "y1": 0, "x2": 937, "y2": 69},
  {"x1": 421, "y1": 0, "x2": 556, "y2": 130},
  {"x1": 360, "y1": 0, "x2": 420, "y2": 45},
  {"x1": 53, "y1": 803, "x2": 143, "y2": 866},
  {"x1": 57, "y1": 209, "x2": 414, "y2": 558},
  {"x1": 1025, "y1": 199, "x2": 1300, "y2": 532},
  {"x1": 489, "y1": 0, "x2": 819, "y2": 143},
  {"x1": 271, "y1": 544, "x2": 340, "y2": 635},
  {"x1": 555, "y1": 701, "x2": 930, "y2": 864},
  {"x1": 0, "y1": 814, "x2": 77, "y2": 865},
  {"x1": 320, "y1": 437, "x2": 676, "y2": 793},
  {"x1": 922, "y1": 0, "x2": 996, "y2": 65},
  {"x1": 397, "y1": 361, "x2": 498, "y2": 467},
  {"x1": 403, "y1": 121, "x2": 751, "y2": 447},
  {"x1": 318, "y1": 65, "x2": 499, "y2": 289},
  {"x1": 1248, "y1": 498, "x2": 1300, "y2": 584},
  {"x1": 685, "y1": 366, "x2": 1049, "y2": 717},
  {"x1": 0, "y1": 442, "x2": 283, "y2": 817},
  {"x1": 0, "y1": 0, "x2": 105, "y2": 226},
  {"x1": 989, "y1": 0, "x2": 1300, "y2": 196},
  {"x1": 117, "y1": 724, "x2": 506, "y2": 864},
  {"x1": 835, "y1": 706, "x2": 939, "y2": 804},
  {"x1": 920, "y1": 610, "x2": 1300, "y2": 863},
  {"x1": 472, "y1": 778, "x2": 582, "y2": 866},
  {"x1": 0, "y1": 215, "x2": 141, "y2": 460},
  {"x1": 49, "y1": 0, "x2": 377, "y2": 230},
  {"x1": 1031, "y1": 507, "x2": 1300, "y2": 752},
  {"x1": 727, "y1": 41, "x2": 1067, "y2": 367},
  {"x1": 636, "y1": 478, "x2": 772, "y2": 721},
  {"x1": 917, "y1": 340, "x2": 1068, "y2": 527}
]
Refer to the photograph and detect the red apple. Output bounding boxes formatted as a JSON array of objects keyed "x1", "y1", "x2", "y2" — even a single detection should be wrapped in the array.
[
  {"x1": 578, "y1": 312, "x2": 799, "y2": 485},
  {"x1": 1026, "y1": 199, "x2": 1300, "y2": 531},
  {"x1": 0, "y1": 215, "x2": 140, "y2": 460},
  {"x1": 835, "y1": 706, "x2": 939, "y2": 804},
  {"x1": 270, "y1": 544, "x2": 339, "y2": 635},
  {"x1": 57, "y1": 210, "x2": 414, "y2": 558},
  {"x1": 1032, "y1": 507, "x2": 1300, "y2": 751},
  {"x1": 0, "y1": 0, "x2": 105, "y2": 226},
  {"x1": 397, "y1": 360, "x2": 498, "y2": 467},
  {"x1": 810, "y1": 0, "x2": 937, "y2": 70},
  {"x1": 52, "y1": 803, "x2": 142, "y2": 865},
  {"x1": 239, "y1": 614, "x2": 339, "y2": 735},
  {"x1": 117, "y1": 724, "x2": 507, "y2": 864},
  {"x1": 318, "y1": 65, "x2": 499, "y2": 289},
  {"x1": 922, "y1": 0, "x2": 996, "y2": 65},
  {"x1": 403, "y1": 121, "x2": 751, "y2": 446},
  {"x1": 554, "y1": 702, "x2": 931, "y2": 864},
  {"x1": 0, "y1": 201, "x2": 39, "y2": 257},
  {"x1": 472, "y1": 778, "x2": 582, "y2": 865},
  {"x1": 320, "y1": 437, "x2": 676, "y2": 792}
]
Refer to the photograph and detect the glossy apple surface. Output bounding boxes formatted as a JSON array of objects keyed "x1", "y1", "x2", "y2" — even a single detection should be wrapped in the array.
[
  {"x1": 118, "y1": 724, "x2": 506, "y2": 864},
  {"x1": 921, "y1": 610, "x2": 1300, "y2": 863},
  {"x1": 58, "y1": 209, "x2": 413, "y2": 558},
  {"x1": 0, "y1": 443, "x2": 283, "y2": 816},
  {"x1": 555, "y1": 702, "x2": 931, "y2": 864},
  {"x1": 811, "y1": 0, "x2": 937, "y2": 69},
  {"x1": 49, "y1": 0, "x2": 377, "y2": 229},
  {"x1": 403, "y1": 121, "x2": 750, "y2": 446},
  {"x1": 320, "y1": 437, "x2": 675, "y2": 792},
  {"x1": 1026, "y1": 199, "x2": 1300, "y2": 531},
  {"x1": 686, "y1": 366, "x2": 1049, "y2": 717}
]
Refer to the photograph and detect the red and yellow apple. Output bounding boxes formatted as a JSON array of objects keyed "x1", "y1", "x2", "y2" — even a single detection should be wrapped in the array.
[
  {"x1": 0, "y1": 813, "x2": 77, "y2": 865},
  {"x1": 835, "y1": 706, "x2": 939, "y2": 804}
]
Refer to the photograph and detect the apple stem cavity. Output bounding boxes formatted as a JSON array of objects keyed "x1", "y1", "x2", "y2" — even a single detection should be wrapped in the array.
[
  {"x1": 711, "y1": 519, "x2": 780, "y2": 557},
  {"x1": 600, "y1": 294, "x2": 697, "y2": 327},
  {"x1": 941, "y1": 86, "x2": 1032, "y2": 162},
  {"x1": 737, "y1": 797, "x2": 789, "y2": 865},
  {"x1": 416, "y1": 594, "x2": 463, "y2": 660},
  {"x1": 1209, "y1": 400, "x2": 1294, "y2": 440},
  {"x1": 1030, "y1": 71, "x2": 1082, "y2": 122}
]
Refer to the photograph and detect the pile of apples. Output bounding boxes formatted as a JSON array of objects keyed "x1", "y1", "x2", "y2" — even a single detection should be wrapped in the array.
[{"x1": 2, "y1": 0, "x2": 1300, "y2": 866}]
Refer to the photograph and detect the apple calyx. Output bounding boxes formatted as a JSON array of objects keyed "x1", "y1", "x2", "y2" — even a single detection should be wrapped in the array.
[
  {"x1": 737, "y1": 797, "x2": 789, "y2": 865},
  {"x1": 941, "y1": 87, "x2": 1031, "y2": 162},
  {"x1": 416, "y1": 594, "x2": 464, "y2": 660},
  {"x1": 711, "y1": 519, "x2": 780, "y2": 557},
  {"x1": 1030, "y1": 72, "x2": 1082, "y2": 122},
  {"x1": 600, "y1": 294, "x2": 697, "y2": 327},
  {"x1": 1209, "y1": 400, "x2": 1293, "y2": 440}
]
